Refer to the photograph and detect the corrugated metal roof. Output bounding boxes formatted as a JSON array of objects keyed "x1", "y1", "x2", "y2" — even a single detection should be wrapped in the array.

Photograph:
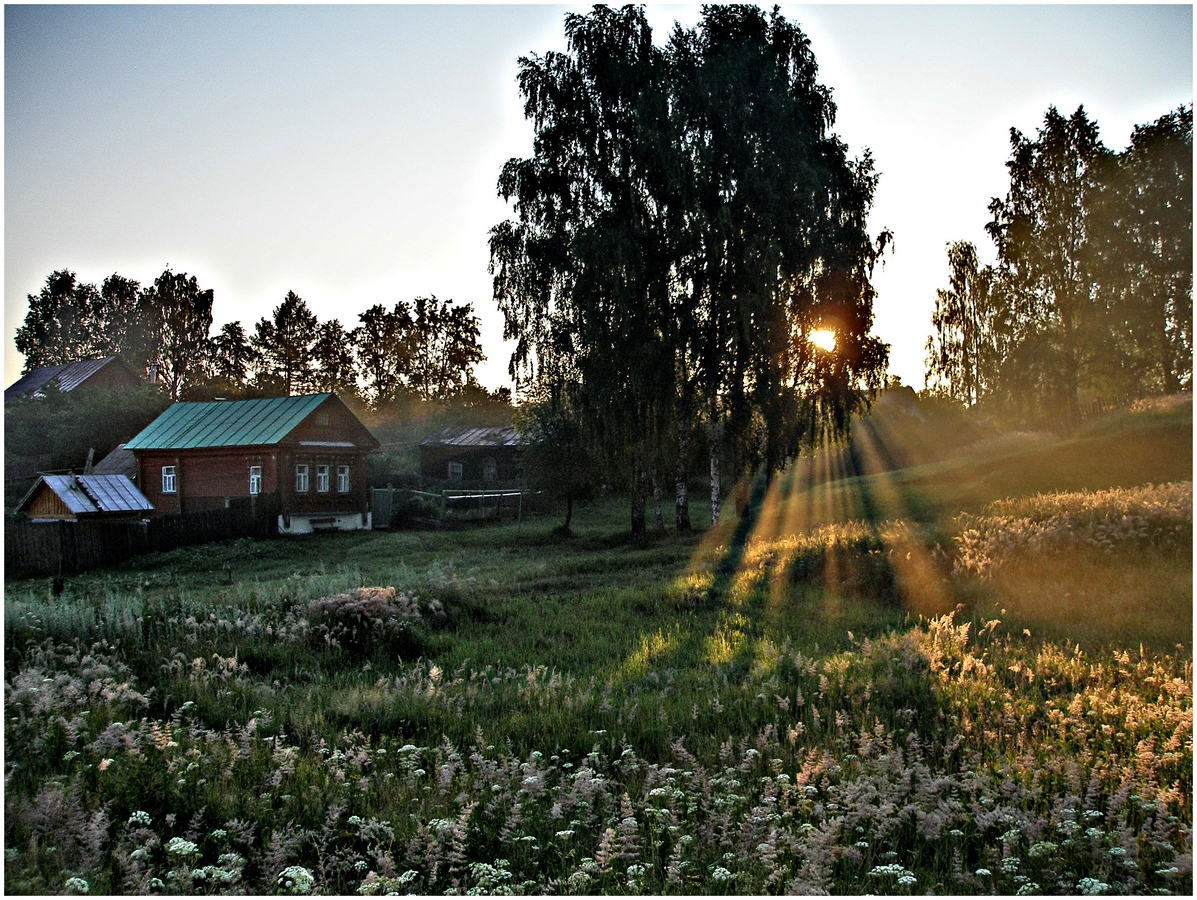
[
  {"x1": 77, "y1": 474, "x2": 154, "y2": 513},
  {"x1": 421, "y1": 425, "x2": 521, "y2": 448},
  {"x1": 20, "y1": 474, "x2": 153, "y2": 516},
  {"x1": 125, "y1": 394, "x2": 332, "y2": 450},
  {"x1": 4, "y1": 357, "x2": 129, "y2": 403},
  {"x1": 55, "y1": 358, "x2": 120, "y2": 392}
]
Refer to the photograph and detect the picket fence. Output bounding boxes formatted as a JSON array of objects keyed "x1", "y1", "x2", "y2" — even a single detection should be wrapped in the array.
[{"x1": 4, "y1": 494, "x2": 281, "y2": 576}]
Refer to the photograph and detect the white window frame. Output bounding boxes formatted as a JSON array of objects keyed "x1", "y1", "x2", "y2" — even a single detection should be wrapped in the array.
[
  {"x1": 296, "y1": 464, "x2": 309, "y2": 493},
  {"x1": 162, "y1": 465, "x2": 177, "y2": 494},
  {"x1": 316, "y1": 464, "x2": 330, "y2": 493},
  {"x1": 249, "y1": 465, "x2": 262, "y2": 496},
  {"x1": 336, "y1": 464, "x2": 350, "y2": 493},
  {"x1": 447, "y1": 461, "x2": 463, "y2": 482}
]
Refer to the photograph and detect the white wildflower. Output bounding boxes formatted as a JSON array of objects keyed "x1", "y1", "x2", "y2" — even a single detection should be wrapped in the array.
[
  {"x1": 1077, "y1": 877, "x2": 1110, "y2": 895},
  {"x1": 166, "y1": 837, "x2": 199, "y2": 857},
  {"x1": 63, "y1": 877, "x2": 89, "y2": 894},
  {"x1": 278, "y1": 865, "x2": 315, "y2": 895},
  {"x1": 1028, "y1": 841, "x2": 1058, "y2": 859}
]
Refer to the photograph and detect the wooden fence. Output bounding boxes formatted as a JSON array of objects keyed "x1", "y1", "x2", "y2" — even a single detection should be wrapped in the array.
[
  {"x1": 4, "y1": 494, "x2": 281, "y2": 576},
  {"x1": 371, "y1": 486, "x2": 545, "y2": 528}
]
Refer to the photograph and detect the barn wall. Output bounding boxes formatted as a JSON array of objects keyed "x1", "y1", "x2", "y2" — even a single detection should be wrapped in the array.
[{"x1": 419, "y1": 445, "x2": 520, "y2": 483}]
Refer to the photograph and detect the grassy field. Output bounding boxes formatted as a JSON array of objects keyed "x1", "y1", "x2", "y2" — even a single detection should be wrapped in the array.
[{"x1": 4, "y1": 400, "x2": 1191, "y2": 895}]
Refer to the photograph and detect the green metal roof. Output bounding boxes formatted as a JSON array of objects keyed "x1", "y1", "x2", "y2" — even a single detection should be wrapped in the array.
[{"x1": 125, "y1": 394, "x2": 332, "y2": 450}]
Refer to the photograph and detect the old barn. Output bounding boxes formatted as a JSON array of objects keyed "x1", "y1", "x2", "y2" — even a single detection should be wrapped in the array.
[
  {"x1": 419, "y1": 425, "x2": 521, "y2": 486},
  {"x1": 124, "y1": 393, "x2": 380, "y2": 533}
]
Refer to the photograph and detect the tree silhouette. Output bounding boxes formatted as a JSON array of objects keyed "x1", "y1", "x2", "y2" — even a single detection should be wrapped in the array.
[
  {"x1": 407, "y1": 296, "x2": 486, "y2": 403},
  {"x1": 146, "y1": 268, "x2": 214, "y2": 401},
  {"x1": 352, "y1": 302, "x2": 413, "y2": 407},
  {"x1": 14, "y1": 270, "x2": 92, "y2": 370},
  {"x1": 1090, "y1": 105, "x2": 1192, "y2": 395},
  {"x1": 668, "y1": 6, "x2": 889, "y2": 518},
  {"x1": 925, "y1": 241, "x2": 995, "y2": 406},
  {"x1": 490, "y1": 4, "x2": 674, "y2": 542},
  {"x1": 311, "y1": 318, "x2": 359, "y2": 398},
  {"x1": 987, "y1": 106, "x2": 1108, "y2": 422},
  {"x1": 492, "y1": 5, "x2": 890, "y2": 537},
  {"x1": 933, "y1": 104, "x2": 1191, "y2": 423},
  {"x1": 209, "y1": 321, "x2": 255, "y2": 392},
  {"x1": 252, "y1": 291, "x2": 318, "y2": 396}
]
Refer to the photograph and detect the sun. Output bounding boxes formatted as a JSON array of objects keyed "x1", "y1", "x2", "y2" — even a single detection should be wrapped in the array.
[{"x1": 809, "y1": 329, "x2": 837, "y2": 352}]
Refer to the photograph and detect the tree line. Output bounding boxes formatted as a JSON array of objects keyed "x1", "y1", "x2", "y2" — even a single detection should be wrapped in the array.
[
  {"x1": 493, "y1": 5, "x2": 891, "y2": 541},
  {"x1": 925, "y1": 104, "x2": 1192, "y2": 424},
  {"x1": 14, "y1": 269, "x2": 495, "y2": 409}
]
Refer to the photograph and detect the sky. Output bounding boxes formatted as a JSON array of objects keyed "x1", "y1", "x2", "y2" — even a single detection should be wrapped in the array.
[{"x1": 4, "y1": 3, "x2": 1193, "y2": 394}]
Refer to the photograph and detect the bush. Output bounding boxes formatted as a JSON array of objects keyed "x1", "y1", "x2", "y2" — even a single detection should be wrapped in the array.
[{"x1": 306, "y1": 586, "x2": 445, "y2": 660}]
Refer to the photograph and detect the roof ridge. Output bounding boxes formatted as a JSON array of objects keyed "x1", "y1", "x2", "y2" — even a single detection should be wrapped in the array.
[{"x1": 73, "y1": 473, "x2": 106, "y2": 509}]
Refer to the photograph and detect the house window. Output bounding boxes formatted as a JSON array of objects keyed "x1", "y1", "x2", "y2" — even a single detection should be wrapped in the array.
[
  {"x1": 249, "y1": 465, "x2": 262, "y2": 496},
  {"x1": 296, "y1": 464, "x2": 309, "y2": 493},
  {"x1": 483, "y1": 457, "x2": 498, "y2": 483},
  {"x1": 315, "y1": 412, "x2": 329, "y2": 426},
  {"x1": 316, "y1": 464, "x2": 330, "y2": 492},
  {"x1": 336, "y1": 465, "x2": 350, "y2": 493},
  {"x1": 447, "y1": 461, "x2": 463, "y2": 482},
  {"x1": 162, "y1": 465, "x2": 177, "y2": 494}
]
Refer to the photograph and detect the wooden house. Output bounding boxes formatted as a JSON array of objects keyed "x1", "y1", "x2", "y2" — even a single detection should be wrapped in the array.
[
  {"x1": 4, "y1": 356, "x2": 144, "y2": 404},
  {"x1": 124, "y1": 394, "x2": 380, "y2": 534},
  {"x1": 419, "y1": 425, "x2": 521, "y2": 485},
  {"x1": 16, "y1": 474, "x2": 153, "y2": 523}
]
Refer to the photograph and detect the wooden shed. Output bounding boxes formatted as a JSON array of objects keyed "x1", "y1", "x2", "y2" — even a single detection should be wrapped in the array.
[
  {"x1": 16, "y1": 474, "x2": 153, "y2": 523},
  {"x1": 124, "y1": 393, "x2": 380, "y2": 534},
  {"x1": 419, "y1": 425, "x2": 522, "y2": 486}
]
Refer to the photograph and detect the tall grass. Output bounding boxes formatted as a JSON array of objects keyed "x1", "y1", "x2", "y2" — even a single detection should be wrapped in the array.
[{"x1": 4, "y1": 466, "x2": 1191, "y2": 893}]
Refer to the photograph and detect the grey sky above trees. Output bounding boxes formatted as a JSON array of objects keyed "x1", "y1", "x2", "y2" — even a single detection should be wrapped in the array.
[{"x1": 5, "y1": 4, "x2": 1190, "y2": 393}]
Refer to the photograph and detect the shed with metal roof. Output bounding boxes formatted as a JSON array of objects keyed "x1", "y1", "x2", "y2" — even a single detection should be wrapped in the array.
[{"x1": 16, "y1": 474, "x2": 154, "y2": 522}]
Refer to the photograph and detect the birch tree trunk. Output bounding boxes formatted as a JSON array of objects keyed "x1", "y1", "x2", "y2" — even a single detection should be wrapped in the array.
[
  {"x1": 707, "y1": 416, "x2": 722, "y2": 526},
  {"x1": 675, "y1": 427, "x2": 691, "y2": 533}
]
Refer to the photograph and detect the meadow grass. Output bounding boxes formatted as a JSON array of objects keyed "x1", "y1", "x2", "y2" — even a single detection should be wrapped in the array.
[{"x1": 4, "y1": 405, "x2": 1191, "y2": 895}]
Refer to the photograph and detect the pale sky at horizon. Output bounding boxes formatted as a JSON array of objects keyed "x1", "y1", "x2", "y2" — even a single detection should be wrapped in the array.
[{"x1": 5, "y1": 3, "x2": 1193, "y2": 394}]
